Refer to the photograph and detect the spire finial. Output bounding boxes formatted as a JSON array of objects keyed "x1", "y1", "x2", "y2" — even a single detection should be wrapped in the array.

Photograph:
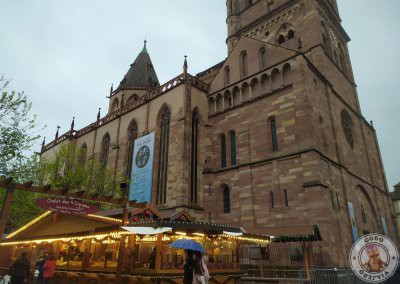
[
  {"x1": 55, "y1": 126, "x2": 60, "y2": 140},
  {"x1": 110, "y1": 84, "x2": 114, "y2": 96},
  {"x1": 183, "y1": 55, "x2": 188, "y2": 74},
  {"x1": 142, "y1": 39, "x2": 147, "y2": 52},
  {"x1": 70, "y1": 117, "x2": 75, "y2": 131},
  {"x1": 41, "y1": 137, "x2": 46, "y2": 152},
  {"x1": 97, "y1": 108, "x2": 101, "y2": 121}
]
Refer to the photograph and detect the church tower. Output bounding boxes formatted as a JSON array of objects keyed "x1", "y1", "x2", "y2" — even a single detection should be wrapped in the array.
[
  {"x1": 208, "y1": 0, "x2": 397, "y2": 266},
  {"x1": 108, "y1": 41, "x2": 160, "y2": 114},
  {"x1": 226, "y1": 0, "x2": 355, "y2": 94}
]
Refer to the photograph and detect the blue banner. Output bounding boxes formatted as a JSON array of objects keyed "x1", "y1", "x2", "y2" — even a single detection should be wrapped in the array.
[
  {"x1": 381, "y1": 217, "x2": 388, "y2": 235},
  {"x1": 348, "y1": 201, "x2": 358, "y2": 242},
  {"x1": 129, "y1": 132, "x2": 155, "y2": 203}
]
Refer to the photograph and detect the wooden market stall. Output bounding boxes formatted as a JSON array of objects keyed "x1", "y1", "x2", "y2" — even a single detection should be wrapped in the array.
[{"x1": 0, "y1": 209, "x2": 271, "y2": 283}]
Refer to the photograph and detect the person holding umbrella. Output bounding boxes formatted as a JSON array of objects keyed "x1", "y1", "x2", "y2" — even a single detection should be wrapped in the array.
[
  {"x1": 183, "y1": 250, "x2": 194, "y2": 284},
  {"x1": 170, "y1": 239, "x2": 210, "y2": 284},
  {"x1": 192, "y1": 250, "x2": 209, "y2": 284}
]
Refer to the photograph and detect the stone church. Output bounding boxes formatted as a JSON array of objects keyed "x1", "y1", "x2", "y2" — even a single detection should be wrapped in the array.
[{"x1": 41, "y1": 0, "x2": 398, "y2": 267}]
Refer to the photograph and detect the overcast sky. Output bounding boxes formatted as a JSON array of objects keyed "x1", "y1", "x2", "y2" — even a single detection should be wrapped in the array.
[{"x1": 1, "y1": 0, "x2": 399, "y2": 189}]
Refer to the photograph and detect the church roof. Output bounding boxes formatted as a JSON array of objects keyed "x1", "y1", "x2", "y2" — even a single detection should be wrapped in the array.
[{"x1": 117, "y1": 41, "x2": 160, "y2": 91}]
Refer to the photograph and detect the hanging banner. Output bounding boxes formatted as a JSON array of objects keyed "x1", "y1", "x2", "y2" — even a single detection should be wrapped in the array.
[
  {"x1": 348, "y1": 201, "x2": 358, "y2": 242},
  {"x1": 129, "y1": 132, "x2": 155, "y2": 203},
  {"x1": 381, "y1": 217, "x2": 388, "y2": 235},
  {"x1": 36, "y1": 198, "x2": 98, "y2": 215}
]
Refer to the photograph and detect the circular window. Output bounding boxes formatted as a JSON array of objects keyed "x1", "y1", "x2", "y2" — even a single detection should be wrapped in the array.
[{"x1": 341, "y1": 109, "x2": 354, "y2": 149}]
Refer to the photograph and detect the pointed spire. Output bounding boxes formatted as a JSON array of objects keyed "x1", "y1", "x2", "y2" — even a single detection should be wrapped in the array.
[
  {"x1": 183, "y1": 55, "x2": 188, "y2": 73},
  {"x1": 183, "y1": 55, "x2": 188, "y2": 81},
  {"x1": 110, "y1": 84, "x2": 114, "y2": 97},
  {"x1": 55, "y1": 126, "x2": 60, "y2": 140},
  {"x1": 97, "y1": 108, "x2": 101, "y2": 122},
  {"x1": 142, "y1": 39, "x2": 147, "y2": 53},
  {"x1": 41, "y1": 137, "x2": 46, "y2": 152},
  {"x1": 117, "y1": 40, "x2": 159, "y2": 91},
  {"x1": 70, "y1": 117, "x2": 75, "y2": 132}
]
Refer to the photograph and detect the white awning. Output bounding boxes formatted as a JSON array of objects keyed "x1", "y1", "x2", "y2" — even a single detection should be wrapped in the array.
[
  {"x1": 223, "y1": 231, "x2": 243, "y2": 236},
  {"x1": 121, "y1": 226, "x2": 172, "y2": 235}
]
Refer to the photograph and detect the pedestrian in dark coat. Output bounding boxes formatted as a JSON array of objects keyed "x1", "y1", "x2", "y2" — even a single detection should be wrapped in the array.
[
  {"x1": 34, "y1": 256, "x2": 46, "y2": 283},
  {"x1": 9, "y1": 252, "x2": 30, "y2": 284},
  {"x1": 183, "y1": 250, "x2": 194, "y2": 284}
]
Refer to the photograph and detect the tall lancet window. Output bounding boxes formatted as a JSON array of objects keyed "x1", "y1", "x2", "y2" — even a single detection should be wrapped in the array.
[
  {"x1": 190, "y1": 110, "x2": 199, "y2": 204},
  {"x1": 156, "y1": 106, "x2": 171, "y2": 205},
  {"x1": 270, "y1": 117, "x2": 278, "y2": 152},
  {"x1": 222, "y1": 184, "x2": 231, "y2": 214},
  {"x1": 100, "y1": 133, "x2": 110, "y2": 167},
  {"x1": 220, "y1": 134, "x2": 227, "y2": 168},
  {"x1": 229, "y1": 130, "x2": 237, "y2": 166},
  {"x1": 240, "y1": 51, "x2": 248, "y2": 78},
  {"x1": 126, "y1": 119, "x2": 138, "y2": 177}
]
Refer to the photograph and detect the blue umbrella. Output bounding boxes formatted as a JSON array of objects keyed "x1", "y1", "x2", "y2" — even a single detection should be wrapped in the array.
[{"x1": 170, "y1": 239, "x2": 205, "y2": 253}]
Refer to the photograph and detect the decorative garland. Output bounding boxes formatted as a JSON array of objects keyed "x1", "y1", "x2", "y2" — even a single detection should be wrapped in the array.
[{"x1": 273, "y1": 225, "x2": 322, "y2": 243}]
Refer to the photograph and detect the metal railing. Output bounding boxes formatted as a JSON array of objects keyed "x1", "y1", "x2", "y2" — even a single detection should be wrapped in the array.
[{"x1": 241, "y1": 268, "x2": 400, "y2": 284}]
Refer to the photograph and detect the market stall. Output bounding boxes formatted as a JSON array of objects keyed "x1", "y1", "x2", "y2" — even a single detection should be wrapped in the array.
[{"x1": 0, "y1": 210, "x2": 270, "y2": 283}]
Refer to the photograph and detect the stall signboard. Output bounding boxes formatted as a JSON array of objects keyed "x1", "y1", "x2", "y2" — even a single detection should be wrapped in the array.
[
  {"x1": 36, "y1": 198, "x2": 98, "y2": 215},
  {"x1": 129, "y1": 132, "x2": 155, "y2": 203}
]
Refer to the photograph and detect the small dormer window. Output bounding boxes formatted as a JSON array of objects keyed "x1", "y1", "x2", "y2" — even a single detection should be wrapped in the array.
[{"x1": 276, "y1": 24, "x2": 295, "y2": 45}]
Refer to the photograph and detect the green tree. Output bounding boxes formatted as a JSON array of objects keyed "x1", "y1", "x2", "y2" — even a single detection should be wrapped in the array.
[
  {"x1": 0, "y1": 76, "x2": 41, "y2": 178},
  {"x1": 37, "y1": 143, "x2": 128, "y2": 199},
  {"x1": 0, "y1": 76, "x2": 44, "y2": 227}
]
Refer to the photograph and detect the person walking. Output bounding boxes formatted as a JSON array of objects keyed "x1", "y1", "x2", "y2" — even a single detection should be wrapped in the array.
[
  {"x1": 34, "y1": 255, "x2": 46, "y2": 284},
  {"x1": 9, "y1": 252, "x2": 30, "y2": 284},
  {"x1": 149, "y1": 247, "x2": 157, "y2": 269},
  {"x1": 183, "y1": 250, "x2": 194, "y2": 284},
  {"x1": 192, "y1": 251, "x2": 209, "y2": 284},
  {"x1": 42, "y1": 255, "x2": 56, "y2": 284}
]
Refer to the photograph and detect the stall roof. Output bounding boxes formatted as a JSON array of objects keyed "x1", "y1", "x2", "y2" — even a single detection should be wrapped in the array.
[
  {"x1": 5, "y1": 211, "x2": 122, "y2": 241},
  {"x1": 131, "y1": 220, "x2": 242, "y2": 234}
]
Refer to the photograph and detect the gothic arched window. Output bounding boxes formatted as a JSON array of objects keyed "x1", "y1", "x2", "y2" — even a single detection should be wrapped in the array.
[
  {"x1": 229, "y1": 130, "x2": 237, "y2": 166},
  {"x1": 222, "y1": 184, "x2": 231, "y2": 214},
  {"x1": 156, "y1": 106, "x2": 171, "y2": 205},
  {"x1": 220, "y1": 134, "x2": 227, "y2": 168},
  {"x1": 126, "y1": 94, "x2": 139, "y2": 105},
  {"x1": 240, "y1": 51, "x2": 248, "y2": 78},
  {"x1": 288, "y1": 29, "x2": 295, "y2": 40},
  {"x1": 78, "y1": 143, "x2": 87, "y2": 167},
  {"x1": 229, "y1": 0, "x2": 234, "y2": 15},
  {"x1": 111, "y1": 98, "x2": 119, "y2": 112},
  {"x1": 341, "y1": 109, "x2": 354, "y2": 149},
  {"x1": 190, "y1": 110, "x2": 199, "y2": 204},
  {"x1": 270, "y1": 117, "x2": 278, "y2": 152},
  {"x1": 224, "y1": 66, "x2": 230, "y2": 86},
  {"x1": 361, "y1": 205, "x2": 367, "y2": 224},
  {"x1": 100, "y1": 133, "x2": 110, "y2": 167},
  {"x1": 126, "y1": 119, "x2": 138, "y2": 177}
]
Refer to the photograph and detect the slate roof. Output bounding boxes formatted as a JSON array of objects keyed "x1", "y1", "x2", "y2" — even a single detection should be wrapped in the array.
[{"x1": 117, "y1": 41, "x2": 160, "y2": 91}]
